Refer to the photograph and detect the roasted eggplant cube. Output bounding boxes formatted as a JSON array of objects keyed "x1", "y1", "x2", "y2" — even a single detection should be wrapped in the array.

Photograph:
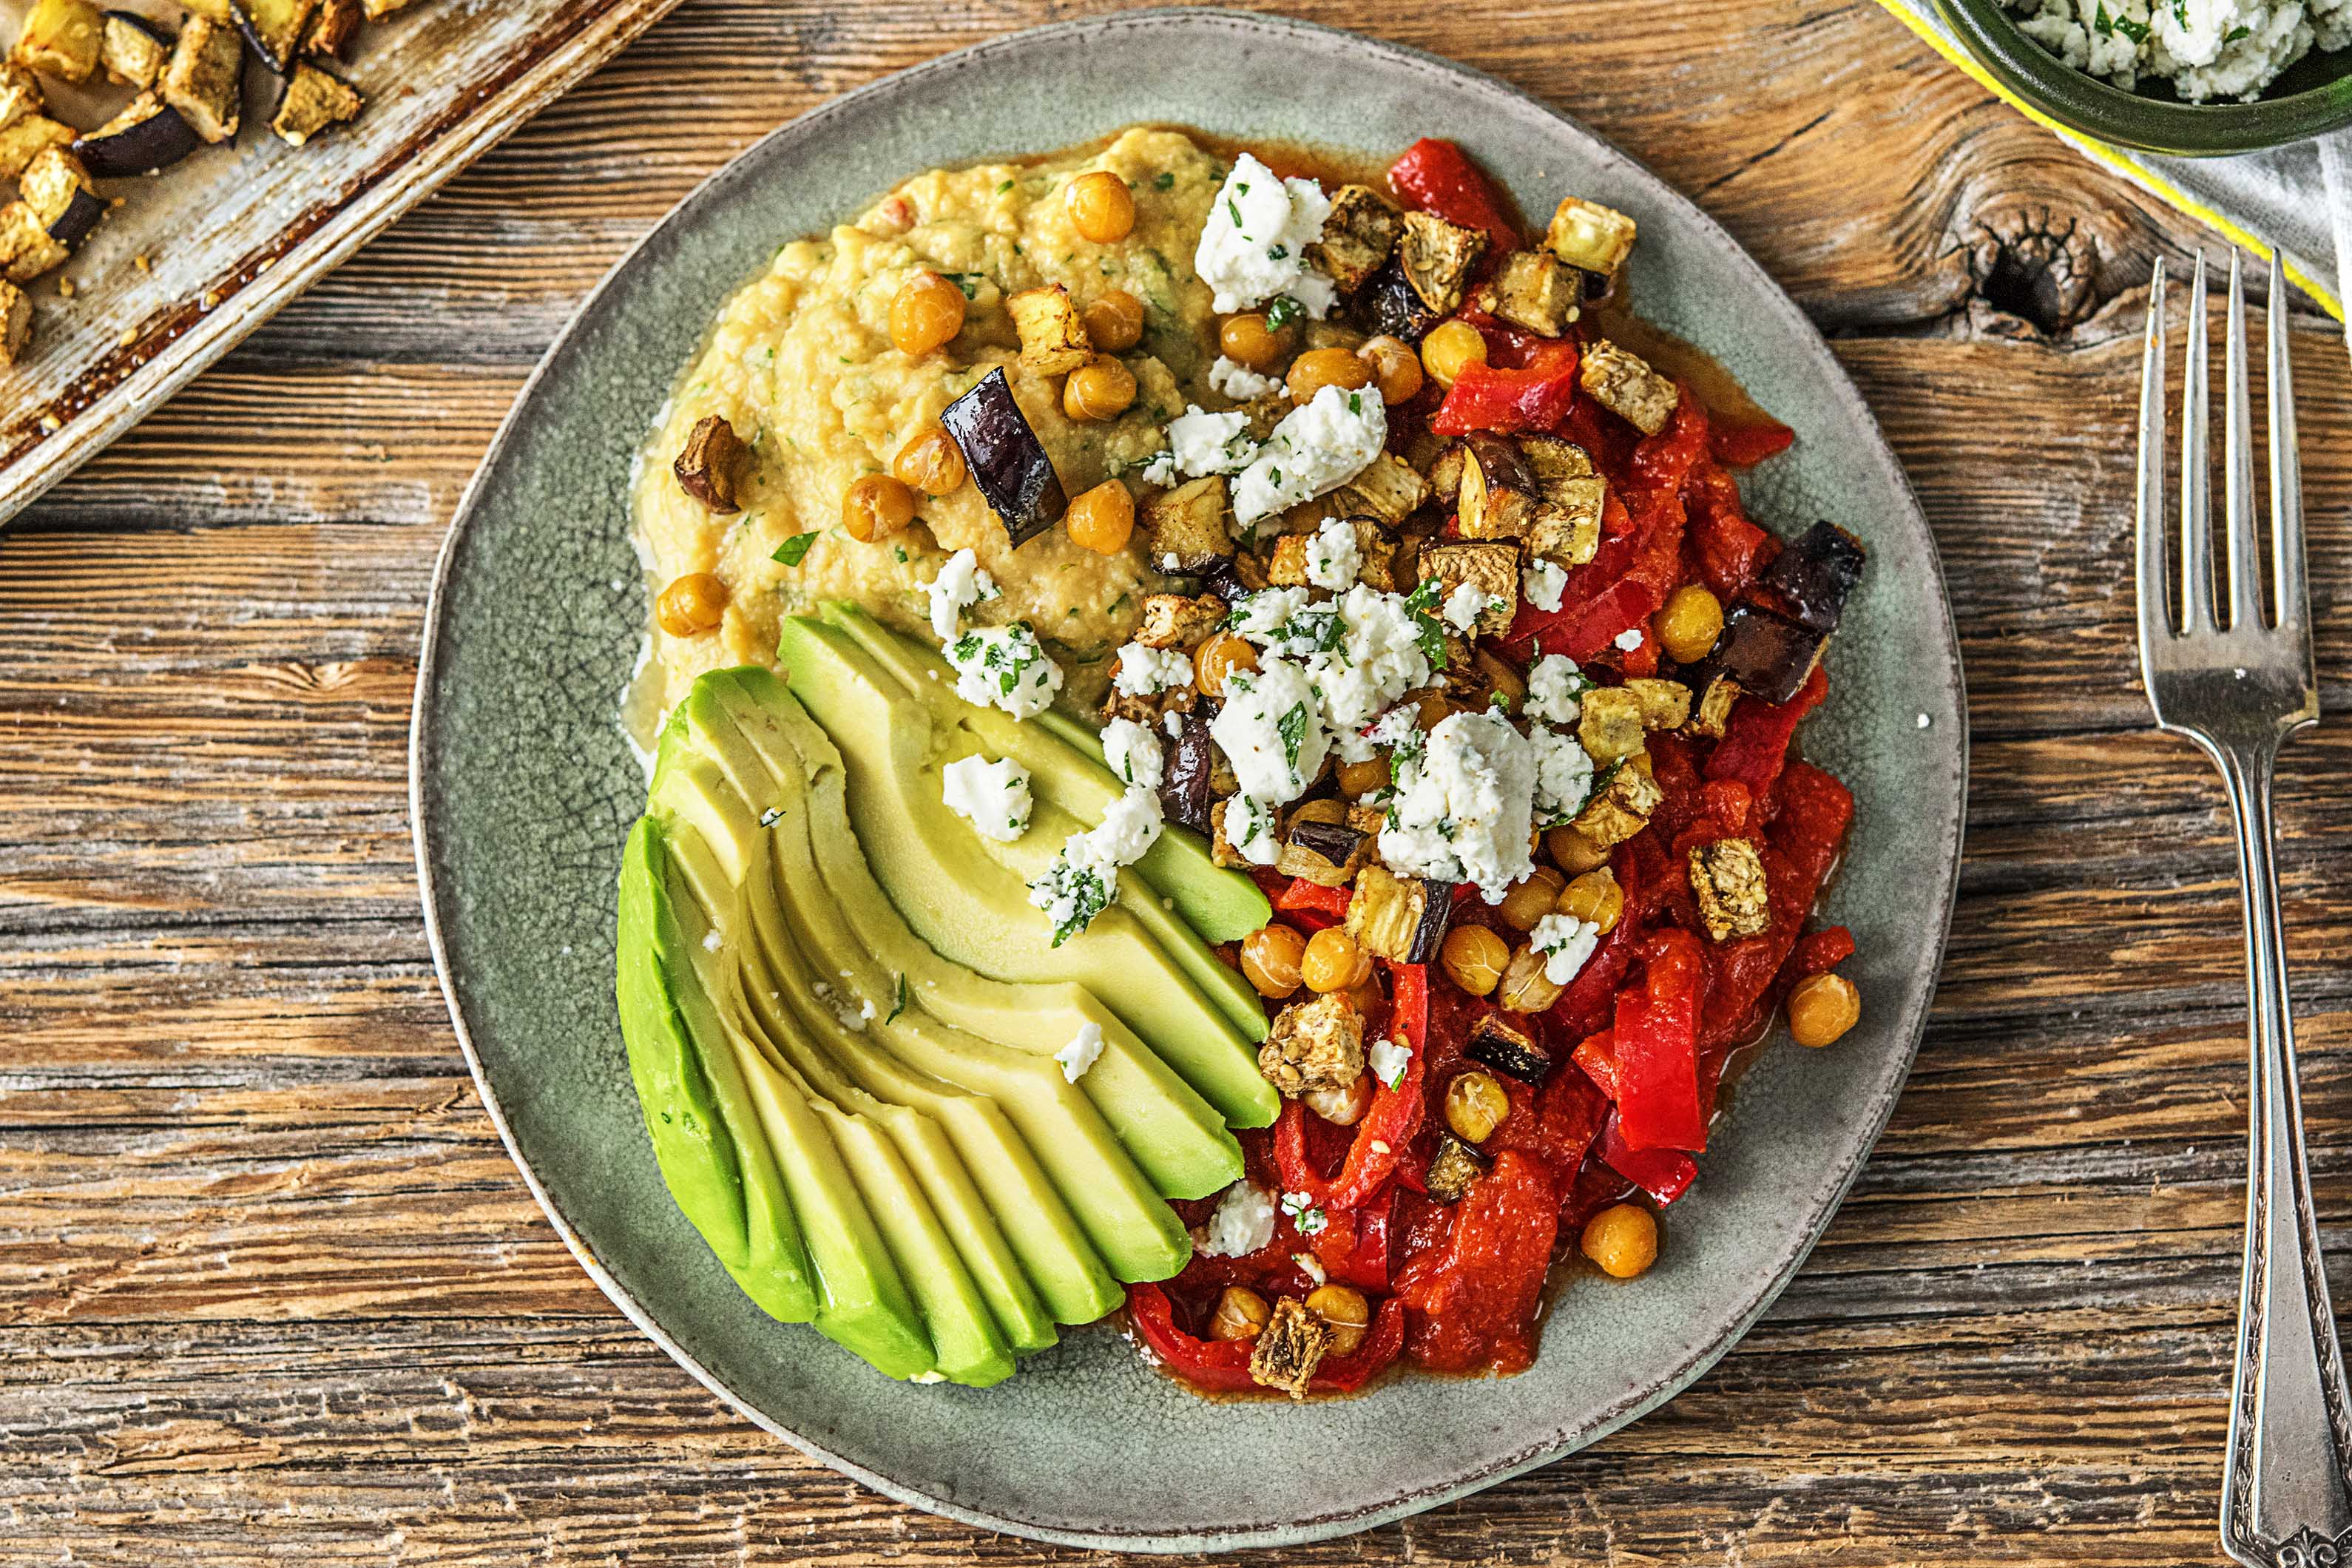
[
  {"x1": 234, "y1": 0, "x2": 318, "y2": 72},
  {"x1": 672, "y1": 413, "x2": 748, "y2": 513},
  {"x1": 178, "y1": 0, "x2": 233, "y2": 20},
  {"x1": 1277, "y1": 816, "x2": 1372, "y2": 888},
  {"x1": 1418, "y1": 540, "x2": 1521, "y2": 637},
  {"x1": 1756, "y1": 520, "x2": 1866, "y2": 635},
  {"x1": 21, "y1": 146, "x2": 97, "y2": 246},
  {"x1": 1546, "y1": 196, "x2": 1638, "y2": 283},
  {"x1": 1305, "y1": 182, "x2": 1402, "y2": 295},
  {"x1": 1711, "y1": 603, "x2": 1825, "y2": 706},
  {"x1": 1142, "y1": 473, "x2": 1234, "y2": 572},
  {"x1": 1424, "y1": 1131, "x2": 1491, "y2": 1203},
  {"x1": 269, "y1": 60, "x2": 359, "y2": 145},
  {"x1": 1157, "y1": 712, "x2": 1217, "y2": 834},
  {"x1": 1455, "y1": 432, "x2": 1538, "y2": 542},
  {"x1": 1485, "y1": 250, "x2": 1578, "y2": 337},
  {"x1": 1573, "y1": 758, "x2": 1664, "y2": 848},
  {"x1": 1518, "y1": 433, "x2": 1606, "y2": 566},
  {"x1": 1347, "y1": 256, "x2": 1442, "y2": 344},
  {"x1": 1425, "y1": 439, "x2": 1467, "y2": 506},
  {"x1": 0, "y1": 63, "x2": 41, "y2": 132},
  {"x1": 1398, "y1": 209, "x2": 1488, "y2": 317},
  {"x1": 0, "y1": 277, "x2": 30, "y2": 365},
  {"x1": 304, "y1": 0, "x2": 360, "y2": 57},
  {"x1": 1248, "y1": 1296, "x2": 1329, "y2": 1399},
  {"x1": 0, "y1": 200, "x2": 66, "y2": 283},
  {"x1": 942, "y1": 367, "x2": 1068, "y2": 544},
  {"x1": 1133, "y1": 592, "x2": 1224, "y2": 651},
  {"x1": 1580, "y1": 339, "x2": 1679, "y2": 437},
  {"x1": 99, "y1": 10, "x2": 169, "y2": 85},
  {"x1": 1465, "y1": 1014, "x2": 1552, "y2": 1084},
  {"x1": 0, "y1": 112, "x2": 72, "y2": 179},
  {"x1": 1622, "y1": 677, "x2": 1692, "y2": 730},
  {"x1": 13, "y1": 0, "x2": 101, "y2": 82},
  {"x1": 1005, "y1": 284, "x2": 1091, "y2": 376},
  {"x1": 1688, "y1": 837, "x2": 1771, "y2": 942},
  {"x1": 1577, "y1": 686, "x2": 1646, "y2": 764},
  {"x1": 1346, "y1": 864, "x2": 1453, "y2": 964},
  {"x1": 160, "y1": 18, "x2": 243, "y2": 143},
  {"x1": 1689, "y1": 673, "x2": 1740, "y2": 737},
  {"x1": 1331, "y1": 450, "x2": 1426, "y2": 527},
  {"x1": 72, "y1": 92, "x2": 197, "y2": 175}
]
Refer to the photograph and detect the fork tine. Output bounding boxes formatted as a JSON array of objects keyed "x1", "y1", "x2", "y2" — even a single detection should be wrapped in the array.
[
  {"x1": 2223, "y1": 250, "x2": 2263, "y2": 629},
  {"x1": 2180, "y1": 252, "x2": 2217, "y2": 630},
  {"x1": 2268, "y1": 249, "x2": 2308, "y2": 636},
  {"x1": 2137, "y1": 258, "x2": 2172, "y2": 647}
]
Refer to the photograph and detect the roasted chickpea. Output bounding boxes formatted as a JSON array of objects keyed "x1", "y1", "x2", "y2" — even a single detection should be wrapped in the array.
[
  {"x1": 1558, "y1": 868, "x2": 1625, "y2": 934},
  {"x1": 1444, "y1": 1069, "x2": 1510, "y2": 1145},
  {"x1": 892, "y1": 425, "x2": 967, "y2": 496},
  {"x1": 1498, "y1": 943, "x2": 1566, "y2": 1014},
  {"x1": 1657, "y1": 584, "x2": 1726, "y2": 665},
  {"x1": 1209, "y1": 1285, "x2": 1271, "y2": 1342},
  {"x1": 1240, "y1": 923, "x2": 1308, "y2": 999},
  {"x1": 1194, "y1": 632, "x2": 1257, "y2": 697},
  {"x1": 1581, "y1": 1202, "x2": 1659, "y2": 1280},
  {"x1": 1220, "y1": 311, "x2": 1294, "y2": 371},
  {"x1": 1303, "y1": 1072, "x2": 1373, "y2": 1127},
  {"x1": 1285, "y1": 345, "x2": 1375, "y2": 405},
  {"x1": 1788, "y1": 973, "x2": 1861, "y2": 1048},
  {"x1": 1305, "y1": 1283, "x2": 1371, "y2": 1356},
  {"x1": 1414, "y1": 692, "x2": 1456, "y2": 731},
  {"x1": 1498, "y1": 866, "x2": 1567, "y2": 932},
  {"x1": 888, "y1": 270, "x2": 966, "y2": 357},
  {"x1": 1546, "y1": 825, "x2": 1614, "y2": 875},
  {"x1": 1063, "y1": 356, "x2": 1138, "y2": 422},
  {"x1": 1065, "y1": 479, "x2": 1137, "y2": 555},
  {"x1": 1301, "y1": 927, "x2": 1364, "y2": 995},
  {"x1": 842, "y1": 473, "x2": 917, "y2": 542},
  {"x1": 1066, "y1": 169, "x2": 1136, "y2": 244},
  {"x1": 1358, "y1": 334, "x2": 1425, "y2": 405},
  {"x1": 1336, "y1": 754, "x2": 1392, "y2": 800},
  {"x1": 655, "y1": 572, "x2": 728, "y2": 636},
  {"x1": 1084, "y1": 289, "x2": 1146, "y2": 352},
  {"x1": 1345, "y1": 974, "x2": 1386, "y2": 1018},
  {"x1": 1419, "y1": 320, "x2": 1487, "y2": 388},
  {"x1": 1439, "y1": 925, "x2": 1510, "y2": 998}
]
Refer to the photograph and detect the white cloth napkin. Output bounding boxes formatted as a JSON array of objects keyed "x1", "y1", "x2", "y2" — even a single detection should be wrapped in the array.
[{"x1": 1876, "y1": 0, "x2": 2342, "y2": 347}]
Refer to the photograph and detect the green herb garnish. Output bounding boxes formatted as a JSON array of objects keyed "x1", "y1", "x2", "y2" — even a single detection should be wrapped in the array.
[
  {"x1": 1278, "y1": 702, "x2": 1308, "y2": 775},
  {"x1": 885, "y1": 973, "x2": 909, "y2": 1023},
  {"x1": 771, "y1": 531, "x2": 818, "y2": 566},
  {"x1": 1263, "y1": 294, "x2": 1302, "y2": 331}
]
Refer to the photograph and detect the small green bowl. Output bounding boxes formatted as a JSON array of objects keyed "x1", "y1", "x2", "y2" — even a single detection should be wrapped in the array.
[{"x1": 1935, "y1": 0, "x2": 2352, "y2": 154}]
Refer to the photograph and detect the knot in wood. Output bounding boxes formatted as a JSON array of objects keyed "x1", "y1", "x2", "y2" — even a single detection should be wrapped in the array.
[{"x1": 1962, "y1": 200, "x2": 2106, "y2": 338}]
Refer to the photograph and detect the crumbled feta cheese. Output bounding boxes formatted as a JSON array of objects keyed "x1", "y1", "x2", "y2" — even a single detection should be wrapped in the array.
[
  {"x1": 1279, "y1": 1190, "x2": 1328, "y2": 1235},
  {"x1": 1530, "y1": 912, "x2": 1604, "y2": 985},
  {"x1": 1112, "y1": 641, "x2": 1194, "y2": 697},
  {"x1": 1087, "y1": 785, "x2": 1165, "y2": 867},
  {"x1": 1231, "y1": 385, "x2": 1387, "y2": 526},
  {"x1": 1368, "y1": 1035, "x2": 1410, "y2": 1090},
  {"x1": 1229, "y1": 586, "x2": 1317, "y2": 646},
  {"x1": 940, "y1": 754, "x2": 1033, "y2": 842},
  {"x1": 945, "y1": 622, "x2": 1063, "y2": 720},
  {"x1": 1442, "y1": 581, "x2": 1496, "y2": 633},
  {"x1": 1523, "y1": 558, "x2": 1568, "y2": 612},
  {"x1": 701, "y1": 928, "x2": 724, "y2": 953},
  {"x1": 1027, "y1": 834, "x2": 1118, "y2": 944},
  {"x1": 1320, "y1": 584, "x2": 1434, "y2": 759},
  {"x1": 925, "y1": 547, "x2": 998, "y2": 643},
  {"x1": 1055, "y1": 1021, "x2": 1104, "y2": 1083},
  {"x1": 1529, "y1": 725, "x2": 1597, "y2": 827},
  {"x1": 1198, "y1": 1180, "x2": 1277, "y2": 1258},
  {"x1": 2002, "y1": 0, "x2": 2338, "y2": 101},
  {"x1": 1377, "y1": 709, "x2": 1537, "y2": 902},
  {"x1": 1524, "y1": 654, "x2": 1589, "y2": 726},
  {"x1": 1209, "y1": 354, "x2": 1284, "y2": 400},
  {"x1": 1164, "y1": 709, "x2": 1187, "y2": 738},
  {"x1": 1152, "y1": 404, "x2": 1262, "y2": 483},
  {"x1": 1209, "y1": 656, "x2": 1327, "y2": 805},
  {"x1": 1614, "y1": 626, "x2": 1645, "y2": 652},
  {"x1": 1101, "y1": 716, "x2": 1165, "y2": 791},
  {"x1": 1294, "y1": 1251, "x2": 1327, "y2": 1286},
  {"x1": 1304, "y1": 514, "x2": 1363, "y2": 592},
  {"x1": 1194, "y1": 152, "x2": 1339, "y2": 317},
  {"x1": 1226, "y1": 791, "x2": 1279, "y2": 865}
]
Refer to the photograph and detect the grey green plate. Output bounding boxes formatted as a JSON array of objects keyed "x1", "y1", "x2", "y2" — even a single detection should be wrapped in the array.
[{"x1": 411, "y1": 10, "x2": 1967, "y2": 1552}]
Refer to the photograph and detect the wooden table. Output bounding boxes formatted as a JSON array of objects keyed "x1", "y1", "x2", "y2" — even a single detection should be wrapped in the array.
[{"x1": 4, "y1": 2, "x2": 2346, "y2": 1562}]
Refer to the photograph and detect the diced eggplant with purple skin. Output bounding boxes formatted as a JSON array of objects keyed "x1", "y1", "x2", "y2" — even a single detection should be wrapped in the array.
[
  {"x1": 21, "y1": 147, "x2": 99, "y2": 247},
  {"x1": 1754, "y1": 520, "x2": 1865, "y2": 635},
  {"x1": 940, "y1": 367, "x2": 1067, "y2": 546},
  {"x1": 1346, "y1": 256, "x2": 1442, "y2": 345},
  {"x1": 1708, "y1": 603, "x2": 1824, "y2": 706},
  {"x1": 99, "y1": 10, "x2": 171, "y2": 87},
  {"x1": 1424, "y1": 1131, "x2": 1490, "y2": 1203},
  {"x1": 233, "y1": 0, "x2": 318, "y2": 74},
  {"x1": 1158, "y1": 712, "x2": 1218, "y2": 835},
  {"x1": 1278, "y1": 817, "x2": 1371, "y2": 888},
  {"x1": 1464, "y1": 1013, "x2": 1552, "y2": 1084},
  {"x1": 76, "y1": 90, "x2": 199, "y2": 175}
]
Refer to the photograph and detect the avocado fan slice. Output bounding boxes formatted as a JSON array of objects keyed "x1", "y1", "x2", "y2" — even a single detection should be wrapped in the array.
[
  {"x1": 703, "y1": 666, "x2": 1242, "y2": 1197},
  {"x1": 778, "y1": 615, "x2": 1279, "y2": 1129},
  {"x1": 672, "y1": 675, "x2": 1193, "y2": 1288}
]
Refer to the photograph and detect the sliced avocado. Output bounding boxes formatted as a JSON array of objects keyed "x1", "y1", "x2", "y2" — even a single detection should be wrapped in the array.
[
  {"x1": 700, "y1": 666, "x2": 1242, "y2": 1200},
  {"x1": 777, "y1": 617, "x2": 1278, "y2": 1129}
]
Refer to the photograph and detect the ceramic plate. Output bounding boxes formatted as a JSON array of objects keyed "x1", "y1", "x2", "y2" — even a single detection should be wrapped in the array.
[{"x1": 412, "y1": 10, "x2": 1966, "y2": 1552}]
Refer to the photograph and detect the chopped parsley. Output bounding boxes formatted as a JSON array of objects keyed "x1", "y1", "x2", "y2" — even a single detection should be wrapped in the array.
[
  {"x1": 1262, "y1": 294, "x2": 1302, "y2": 331},
  {"x1": 885, "y1": 973, "x2": 909, "y2": 1024},
  {"x1": 1403, "y1": 578, "x2": 1451, "y2": 669},
  {"x1": 1153, "y1": 172, "x2": 1175, "y2": 191},
  {"x1": 1278, "y1": 702, "x2": 1308, "y2": 774},
  {"x1": 942, "y1": 271, "x2": 986, "y2": 300},
  {"x1": 1226, "y1": 198, "x2": 1244, "y2": 226},
  {"x1": 771, "y1": 531, "x2": 818, "y2": 566}
]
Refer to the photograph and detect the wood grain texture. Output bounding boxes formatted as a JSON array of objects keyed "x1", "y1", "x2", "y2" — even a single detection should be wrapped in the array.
[{"x1": 4, "y1": 0, "x2": 2349, "y2": 1562}]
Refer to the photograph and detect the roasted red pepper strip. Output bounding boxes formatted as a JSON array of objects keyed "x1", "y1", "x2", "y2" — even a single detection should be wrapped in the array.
[
  {"x1": 1599, "y1": 1113, "x2": 1697, "y2": 1205},
  {"x1": 1274, "y1": 964, "x2": 1429, "y2": 1212},
  {"x1": 1791, "y1": 925, "x2": 1856, "y2": 978},
  {"x1": 1276, "y1": 876, "x2": 1353, "y2": 921},
  {"x1": 1430, "y1": 339, "x2": 1580, "y2": 436},
  {"x1": 1398, "y1": 1149, "x2": 1558, "y2": 1374},
  {"x1": 1611, "y1": 930, "x2": 1708, "y2": 1152},
  {"x1": 1704, "y1": 663, "x2": 1829, "y2": 808},
  {"x1": 1312, "y1": 1187, "x2": 1395, "y2": 1291},
  {"x1": 1387, "y1": 138, "x2": 1520, "y2": 252},
  {"x1": 1571, "y1": 1028, "x2": 1620, "y2": 1101},
  {"x1": 1127, "y1": 1283, "x2": 1405, "y2": 1395},
  {"x1": 1708, "y1": 418, "x2": 1795, "y2": 468},
  {"x1": 1317, "y1": 1294, "x2": 1408, "y2": 1391}
]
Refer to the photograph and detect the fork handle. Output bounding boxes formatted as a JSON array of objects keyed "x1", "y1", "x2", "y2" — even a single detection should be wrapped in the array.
[{"x1": 2214, "y1": 740, "x2": 2352, "y2": 1568}]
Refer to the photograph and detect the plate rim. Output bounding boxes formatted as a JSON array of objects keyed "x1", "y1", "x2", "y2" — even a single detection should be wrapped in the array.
[{"x1": 410, "y1": 7, "x2": 1969, "y2": 1552}]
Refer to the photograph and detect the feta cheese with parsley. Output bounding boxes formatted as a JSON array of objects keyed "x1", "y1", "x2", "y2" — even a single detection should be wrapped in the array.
[
  {"x1": 1194, "y1": 152, "x2": 1339, "y2": 318},
  {"x1": 1368, "y1": 1034, "x2": 1410, "y2": 1090},
  {"x1": 1530, "y1": 911, "x2": 1604, "y2": 985},
  {"x1": 2001, "y1": 0, "x2": 2336, "y2": 101},
  {"x1": 1055, "y1": 1021, "x2": 1104, "y2": 1083},
  {"x1": 1280, "y1": 1190, "x2": 1329, "y2": 1235},
  {"x1": 925, "y1": 547, "x2": 997, "y2": 642},
  {"x1": 1530, "y1": 725, "x2": 1597, "y2": 827},
  {"x1": 1026, "y1": 834, "x2": 1118, "y2": 946},
  {"x1": 1305, "y1": 514, "x2": 1363, "y2": 592},
  {"x1": 1087, "y1": 784, "x2": 1165, "y2": 866},
  {"x1": 939, "y1": 754, "x2": 1033, "y2": 843},
  {"x1": 1209, "y1": 354, "x2": 1284, "y2": 400},
  {"x1": 1210, "y1": 655, "x2": 1327, "y2": 805},
  {"x1": 1378, "y1": 709, "x2": 1537, "y2": 902},
  {"x1": 1231, "y1": 385, "x2": 1387, "y2": 527},
  {"x1": 1320, "y1": 584, "x2": 1435, "y2": 758},
  {"x1": 1442, "y1": 581, "x2": 1496, "y2": 633},
  {"x1": 1141, "y1": 404, "x2": 1261, "y2": 487},
  {"x1": 1524, "y1": 558, "x2": 1568, "y2": 612},
  {"x1": 1112, "y1": 641, "x2": 1194, "y2": 697},
  {"x1": 1198, "y1": 1179, "x2": 1277, "y2": 1258},
  {"x1": 1525, "y1": 653, "x2": 1589, "y2": 726},
  {"x1": 1614, "y1": 626, "x2": 1646, "y2": 653},
  {"x1": 1101, "y1": 716, "x2": 1165, "y2": 791},
  {"x1": 1225, "y1": 791, "x2": 1279, "y2": 865},
  {"x1": 946, "y1": 623, "x2": 1064, "y2": 720}
]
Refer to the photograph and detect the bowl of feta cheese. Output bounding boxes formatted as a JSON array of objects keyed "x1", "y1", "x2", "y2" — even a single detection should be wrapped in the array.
[{"x1": 1936, "y1": 0, "x2": 2352, "y2": 152}]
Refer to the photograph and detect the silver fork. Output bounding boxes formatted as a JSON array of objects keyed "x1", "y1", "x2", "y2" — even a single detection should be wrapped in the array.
[{"x1": 2138, "y1": 249, "x2": 2336, "y2": 1568}]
